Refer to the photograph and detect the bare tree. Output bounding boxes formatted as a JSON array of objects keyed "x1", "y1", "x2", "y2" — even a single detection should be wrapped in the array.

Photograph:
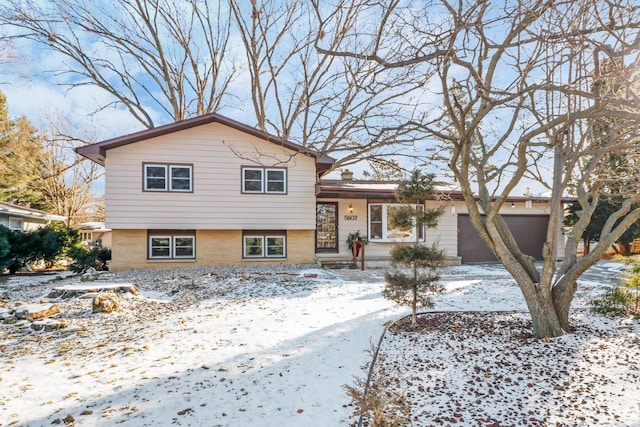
[
  {"x1": 315, "y1": 0, "x2": 640, "y2": 338},
  {"x1": 33, "y1": 116, "x2": 103, "y2": 227},
  {"x1": 0, "y1": 0, "x2": 240, "y2": 128},
  {"x1": 230, "y1": 0, "x2": 432, "y2": 172},
  {"x1": 2, "y1": 0, "x2": 441, "y2": 175}
]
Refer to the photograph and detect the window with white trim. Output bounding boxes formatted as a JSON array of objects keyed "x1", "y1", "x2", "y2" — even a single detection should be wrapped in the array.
[
  {"x1": 368, "y1": 204, "x2": 425, "y2": 242},
  {"x1": 241, "y1": 167, "x2": 287, "y2": 194},
  {"x1": 8, "y1": 217, "x2": 23, "y2": 231},
  {"x1": 148, "y1": 233, "x2": 195, "y2": 259},
  {"x1": 144, "y1": 164, "x2": 193, "y2": 192},
  {"x1": 243, "y1": 232, "x2": 286, "y2": 259}
]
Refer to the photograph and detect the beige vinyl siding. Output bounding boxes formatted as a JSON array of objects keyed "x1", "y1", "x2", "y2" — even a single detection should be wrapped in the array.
[
  {"x1": 425, "y1": 201, "x2": 458, "y2": 257},
  {"x1": 105, "y1": 122, "x2": 316, "y2": 230}
]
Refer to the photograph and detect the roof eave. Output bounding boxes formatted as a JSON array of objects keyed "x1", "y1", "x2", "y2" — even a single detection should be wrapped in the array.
[{"x1": 75, "y1": 112, "x2": 325, "y2": 167}]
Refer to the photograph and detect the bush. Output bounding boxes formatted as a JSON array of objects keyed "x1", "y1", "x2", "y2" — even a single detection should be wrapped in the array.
[
  {"x1": 0, "y1": 226, "x2": 11, "y2": 272},
  {"x1": 5, "y1": 226, "x2": 42, "y2": 274},
  {"x1": 34, "y1": 224, "x2": 82, "y2": 268},
  {"x1": 0, "y1": 224, "x2": 82, "y2": 274},
  {"x1": 591, "y1": 288, "x2": 635, "y2": 316},
  {"x1": 69, "y1": 246, "x2": 111, "y2": 273},
  {"x1": 591, "y1": 255, "x2": 640, "y2": 318}
]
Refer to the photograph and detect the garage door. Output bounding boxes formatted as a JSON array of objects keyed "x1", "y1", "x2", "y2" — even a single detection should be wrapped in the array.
[{"x1": 457, "y1": 214, "x2": 549, "y2": 263}]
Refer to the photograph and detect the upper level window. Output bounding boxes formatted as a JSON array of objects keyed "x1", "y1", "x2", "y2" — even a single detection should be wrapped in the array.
[
  {"x1": 242, "y1": 167, "x2": 287, "y2": 194},
  {"x1": 369, "y1": 204, "x2": 425, "y2": 242},
  {"x1": 144, "y1": 164, "x2": 193, "y2": 192}
]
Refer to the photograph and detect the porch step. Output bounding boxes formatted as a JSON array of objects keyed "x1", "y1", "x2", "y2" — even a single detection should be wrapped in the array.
[{"x1": 320, "y1": 260, "x2": 358, "y2": 270}]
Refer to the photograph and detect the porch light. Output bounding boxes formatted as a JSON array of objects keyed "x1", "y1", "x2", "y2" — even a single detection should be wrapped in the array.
[
  {"x1": 511, "y1": 202, "x2": 515, "y2": 208},
  {"x1": 348, "y1": 204, "x2": 354, "y2": 213}
]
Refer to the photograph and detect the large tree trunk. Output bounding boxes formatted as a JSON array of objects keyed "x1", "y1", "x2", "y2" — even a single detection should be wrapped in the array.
[
  {"x1": 518, "y1": 280, "x2": 565, "y2": 338},
  {"x1": 552, "y1": 279, "x2": 578, "y2": 331}
]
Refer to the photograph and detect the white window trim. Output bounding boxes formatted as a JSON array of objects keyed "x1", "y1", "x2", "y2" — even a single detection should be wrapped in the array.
[
  {"x1": 144, "y1": 164, "x2": 168, "y2": 191},
  {"x1": 149, "y1": 235, "x2": 172, "y2": 259},
  {"x1": 243, "y1": 234, "x2": 287, "y2": 259},
  {"x1": 172, "y1": 235, "x2": 196, "y2": 258},
  {"x1": 242, "y1": 167, "x2": 287, "y2": 194},
  {"x1": 148, "y1": 235, "x2": 195, "y2": 260},
  {"x1": 265, "y1": 235, "x2": 287, "y2": 258},
  {"x1": 242, "y1": 167, "x2": 264, "y2": 193},
  {"x1": 243, "y1": 235, "x2": 265, "y2": 258},
  {"x1": 368, "y1": 204, "x2": 425, "y2": 242},
  {"x1": 144, "y1": 164, "x2": 193, "y2": 192},
  {"x1": 265, "y1": 168, "x2": 287, "y2": 194},
  {"x1": 169, "y1": 165, "x2": 193, "y2": 192}
]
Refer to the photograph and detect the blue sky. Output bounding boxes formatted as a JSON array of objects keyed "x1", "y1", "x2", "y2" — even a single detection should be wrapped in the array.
[{"x1": 0, "y1": 2, "x2": 551, "y2": 198}]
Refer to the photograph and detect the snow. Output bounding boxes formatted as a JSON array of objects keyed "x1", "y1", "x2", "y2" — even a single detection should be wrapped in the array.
[{"x1": 0, "y1": 262, "x2": 638, "y2": 426}]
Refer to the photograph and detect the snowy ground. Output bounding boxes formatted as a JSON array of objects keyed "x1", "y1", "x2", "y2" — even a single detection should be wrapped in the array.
[{"x1": 0, "y1": 262, "x2": 638, "y2": 426}]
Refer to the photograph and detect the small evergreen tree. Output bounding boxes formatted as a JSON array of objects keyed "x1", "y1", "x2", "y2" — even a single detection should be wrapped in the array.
[{"x1": 382, "y1": 170, "x2": 445, "y2": 326}]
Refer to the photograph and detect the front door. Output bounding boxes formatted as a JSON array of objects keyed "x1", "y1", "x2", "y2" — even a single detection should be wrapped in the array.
[{"x1": 316, "y1": 202, "x2": 338, "y2": 253}]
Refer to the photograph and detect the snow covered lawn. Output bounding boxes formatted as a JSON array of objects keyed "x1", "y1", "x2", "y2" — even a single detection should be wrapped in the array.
[
  {"x1": 0, "y1": 262, "x2": 638, "y2": 426},
  {"x1": 375, "y1": 311, "x2": 639, "y2": 426}
]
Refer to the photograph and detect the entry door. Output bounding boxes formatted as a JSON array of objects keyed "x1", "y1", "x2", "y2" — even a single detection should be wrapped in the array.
[{"x1": 316, "y1": 202, "x2": 338, "y2": 253}]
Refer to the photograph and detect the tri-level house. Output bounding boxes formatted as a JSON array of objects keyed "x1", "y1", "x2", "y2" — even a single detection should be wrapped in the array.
[
  {"x1": 77, "y1": 113, "x2": 333, "y2": 271},
  {"x1": 77, "y1": 112, "x2": 565, "y2": 272}
]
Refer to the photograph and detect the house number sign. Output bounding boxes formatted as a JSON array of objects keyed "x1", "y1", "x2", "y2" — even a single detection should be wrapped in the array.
[{"x1": 344, "y1": 215, "x2": 358, "y2": 221}]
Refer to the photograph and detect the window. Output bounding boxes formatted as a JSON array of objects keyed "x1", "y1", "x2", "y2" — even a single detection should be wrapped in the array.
[
  {"x1": 144, "y1": 164, "x2": 193, "y2": 192},
  {"x1": 241, "y1": 167, "x2": 287, "y2": 194},
  {"x1": 8, "y1": 217, "x2": 23, "y2": 231},
  {"x1": 242, "y1": 168, "x2": 263, "y2": 193},
  {"x1": 368, "y1": 204, "x2": 425, "y2": 242},
  {"x1": 148, "y1": 232, "x2": 195, "y2": 259},
  {"x1": 266, "y1": 169, "x2": 286, "y2": 193},
  {"x1": 243, "y1": 231, "x2": 286, "y2": 259},
  {"x1": 316, "y1": 202, "x2": 338, "y2": 253},
  {"x1": 80, "y1": 232, "x2": 93, "y2": 242},
  {"x1": 170, "y1": 166, "x2": 192, "y2": 191}
]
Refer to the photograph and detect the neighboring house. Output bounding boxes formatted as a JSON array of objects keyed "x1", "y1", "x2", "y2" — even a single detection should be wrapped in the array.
[
  {"x1": 0, "y1": 201, "x2": 66, "y2": 231},
  {"x1": 76, "y1": 222, "x2": 112, "y2": 249},
  {"x1": 77, "y1": 112, "x2": 566, "y2": 272}
]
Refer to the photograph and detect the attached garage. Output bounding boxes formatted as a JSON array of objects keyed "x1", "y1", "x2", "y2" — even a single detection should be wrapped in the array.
[{"x1": 457, "y1": 214, "x2": 549, "y2": 263}]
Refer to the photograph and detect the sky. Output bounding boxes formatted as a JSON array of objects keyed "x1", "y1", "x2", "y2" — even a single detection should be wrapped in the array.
[{"x1": 0, "y1": 1, "x2": 553, "y2": 197}]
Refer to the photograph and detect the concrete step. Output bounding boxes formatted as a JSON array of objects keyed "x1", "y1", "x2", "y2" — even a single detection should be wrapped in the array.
[{"x1": 320, "y1": 260, "x2": 358, "y2": 270}]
